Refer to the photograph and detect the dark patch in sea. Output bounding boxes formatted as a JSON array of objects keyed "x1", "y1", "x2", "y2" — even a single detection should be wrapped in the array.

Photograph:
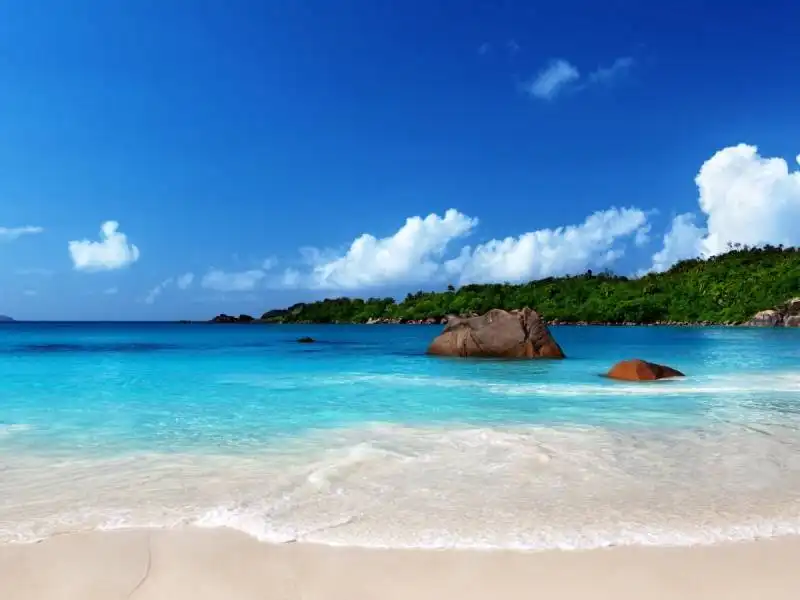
[
  {"x1": 283, "y1": 339, "x2": 364, "y2": 346},
  {"x1": 11, "y1": 342, "x2": 180, "y2": 354}
]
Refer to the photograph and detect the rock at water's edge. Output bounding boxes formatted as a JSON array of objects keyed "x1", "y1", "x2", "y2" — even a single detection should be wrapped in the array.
[
  {"x1": 746, "y1": 309, "x2": 783, "y2": 327},
  {"x1": 426, "y1": 308, "x2": 565, "y2": 359},
  {"x1": 786, "y1": 315, "x2": 800, "y2": 327},
  {"x1": 745, "y1": 297, "x2": 800, "y2": 327},
  {"x1": 297, "y1": 337, "x2": 315, "y2": 343},
  {"x1": 606, "y1": 359, "x2": 684, "y2": 381}
]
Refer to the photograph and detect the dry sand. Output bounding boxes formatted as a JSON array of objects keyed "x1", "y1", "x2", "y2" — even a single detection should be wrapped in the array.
[{"x1": 1, "y1": 528, "x2": 798, "y2": 600}]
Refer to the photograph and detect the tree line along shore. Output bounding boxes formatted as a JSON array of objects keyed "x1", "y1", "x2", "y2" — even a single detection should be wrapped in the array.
[{"x1": 196, "y1": 245, "x2": 800, "y2": 326}]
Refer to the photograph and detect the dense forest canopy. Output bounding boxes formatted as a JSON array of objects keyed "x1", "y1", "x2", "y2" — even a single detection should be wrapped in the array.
[{"x1": 256, "y1": 245, "x2": 800, "y2": 325}]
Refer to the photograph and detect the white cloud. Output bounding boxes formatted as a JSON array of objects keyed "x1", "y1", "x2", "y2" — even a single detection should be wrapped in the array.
[
  {"x1": 176, "y1": 272, "x2": 195, "y2": 290},
  {"x1": 524, "y1": 59, "x2": 580, "y2": 100},
  {"x1": 201, "y1": 268, "x2": 266, "y2": 292},
  {"x1": 285, "y1": 209, "x2": 478, "y2": 290},
  {"x1": 68, "y1": 221, "x2": 140, "y2": 272},
  {"x1": 634, "y1": 223, "x2": 651, "y2": 247},
  {"x1": 0, "y1": 226, "x2": 43, "y2": 241},
  {"x1": 145, "y1": 278, "x2": 172, "y2": 304},
  {"x1": 278, "y1": 208, "x2": 650, "y2": 290},
  {"x1": 648, "y1": 144, "x2": 800, "y2": 272},
  {"x1": 446, "y1": 207, "x2": 649, "y2": 284},
  {"x1": 104, "y1": 287, "x2": 119, "y2": 295},
  {"x1": 588, "y1": 57, "x2": 634, "y2": 84},
  {"x1": 647, "y1": 213, "x2": 706, "y2": 273}
]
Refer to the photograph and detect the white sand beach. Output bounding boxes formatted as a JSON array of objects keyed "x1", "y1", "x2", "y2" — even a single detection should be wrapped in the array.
[{"x1": 2, "y1": 528, "x2": 799, "y2": 600}]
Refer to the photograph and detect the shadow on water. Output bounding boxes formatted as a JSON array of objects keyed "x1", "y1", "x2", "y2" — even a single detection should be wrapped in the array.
[
  {"x1": 285, "y1": 339, "x2": 365, "y2": 346},
  {"x1": 7, "y1": 342, "x2": 181, "y2": 354},
  {"x1": 3, "y1": 338, "x2": 381, "y2": 355}
]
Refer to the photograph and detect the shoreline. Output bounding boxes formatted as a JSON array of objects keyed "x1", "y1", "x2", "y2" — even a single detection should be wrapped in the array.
[
  {"x1": 190, "y1": 318, "x2": 752, "y2": 326},
  {"x1": 3, "y1": 528, "x2": 800, "y2": 599}
]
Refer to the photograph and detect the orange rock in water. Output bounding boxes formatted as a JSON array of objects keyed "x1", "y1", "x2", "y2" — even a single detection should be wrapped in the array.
[{"x1": 606, "y1": 359, "x2": 684, "y2": 381}]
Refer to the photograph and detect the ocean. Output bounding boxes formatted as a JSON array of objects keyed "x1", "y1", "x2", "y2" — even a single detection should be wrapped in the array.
[{"x1": 2, "y1": 322, "x2": 800, "y2": 550}]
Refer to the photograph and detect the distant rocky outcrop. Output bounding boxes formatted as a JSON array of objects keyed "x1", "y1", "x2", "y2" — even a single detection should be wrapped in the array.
[
  {"x1": 606, "y1": 359, "x2": 684, "y2": 381},
  {"x1": 261, "y1": 308, "x2": 290, "y2": 321},
  {"x1": 210, "y1": 313, "x2": 254, "y2": 324},
  {"x1": 427, "y1": 308, "x2": 565, "y2": 359},
  {"x1": 297, "y1": 336, "x2": 315, "y2": 343},
  {"x1": 745, "y1": 298, "x2": 800, "y2": 327}
]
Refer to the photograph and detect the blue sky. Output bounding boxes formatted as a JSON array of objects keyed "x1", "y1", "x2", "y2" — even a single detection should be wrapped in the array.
[{"x1": 2, "y1": 1, "x2": 800, "y2": 320}]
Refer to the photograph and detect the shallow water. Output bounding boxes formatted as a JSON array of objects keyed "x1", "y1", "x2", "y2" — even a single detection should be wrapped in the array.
[{"x1": 2, "y1": 323, "x2": 800, "y2": 549}]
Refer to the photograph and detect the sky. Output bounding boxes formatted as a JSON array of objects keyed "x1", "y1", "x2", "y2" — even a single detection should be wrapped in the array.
[{"x1": 1, "y1": 0, "x2": 800, "y2": 321}]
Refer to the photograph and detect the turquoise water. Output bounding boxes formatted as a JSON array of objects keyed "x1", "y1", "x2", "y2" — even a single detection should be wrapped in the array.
[{"x1": 2, "y1": 323, "x2": 800, "y2": 548}]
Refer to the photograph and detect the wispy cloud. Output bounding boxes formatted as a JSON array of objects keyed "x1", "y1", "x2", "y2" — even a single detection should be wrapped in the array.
[
  {"x1": 523, "y1": 59, "x2": 580, "y2": 100},
  {"x1": 199, "y1": 258, "x2": 277, "y2": 292},
  {"x1": 175, "y1": 272, "x2": 195, "y2": 290},
  {"x1": 23, "y1": 289, "x2": 37, "y2": 297},
  {"x1": 0, "y1": 226, "x2": 44, "y2": 241},
  {"x1": 201, "y1": 268, "x2": 266, "y2": 292},
  {"x1": 261, "y1": 257, "x2": 278, "y2": 271},
  {"x1": 524, "y1": 56, "x2": 635, "y2": 101},
  {"x1": 143, "y1": 271, "x2": 194, "y2": 304},
  {"x1": 588, "y1": 57, "x2": 635, "y2": 84},
  {"x1": 145, "y1": 278, "x2": 172, "y2": 304},
  {"x1": 506, "y1": 39, "x2": 520, "y2": 55},
  {"x1": 478, "y1": 42, "x2": 491, "y2": 55},
  {"x1": 103, "y1": 287, "x2": 118, "y2": 295}
]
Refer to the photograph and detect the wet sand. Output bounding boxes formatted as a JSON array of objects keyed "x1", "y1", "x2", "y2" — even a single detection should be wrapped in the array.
[{"x1": 1, "y1": 528, "x2": 798, "y2": 600}]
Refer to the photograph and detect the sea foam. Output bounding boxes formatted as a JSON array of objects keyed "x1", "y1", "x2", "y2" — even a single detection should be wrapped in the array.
[{"x1": 4, "y1": 421, "x2": 800, "y2": 549}]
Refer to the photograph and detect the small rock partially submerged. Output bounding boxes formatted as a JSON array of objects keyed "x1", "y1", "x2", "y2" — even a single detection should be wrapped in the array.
[
  {"x1": 745, "y1": 298, "x2": 800, "y2": 327},
  {"x1": 297, "y1": 337, "x2": 315, "y2": 343},
  {"x1": 427, "y1": 308, "x2": 565, "y2": 359},
  {"x1": 606, "y1": 359, "x2": 684, "y2": 381}
]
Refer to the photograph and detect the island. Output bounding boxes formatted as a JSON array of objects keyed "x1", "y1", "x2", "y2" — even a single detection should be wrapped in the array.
[
  {"x1": 197, "y1": 245, "x2": 800, "y2": 326},
  {"x1": 0, "y1": 315, "x2": 16, "y2": 323}
]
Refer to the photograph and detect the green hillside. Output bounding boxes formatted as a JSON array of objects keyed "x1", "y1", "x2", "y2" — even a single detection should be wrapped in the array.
[{"x1": 259, "y1": 245, "x2": 800, "y2": 325}]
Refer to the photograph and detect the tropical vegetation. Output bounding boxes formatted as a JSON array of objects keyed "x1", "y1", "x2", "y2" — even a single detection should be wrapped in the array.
[{"x1": 257, "y1": 245, "x2": 800, "y2": 325}]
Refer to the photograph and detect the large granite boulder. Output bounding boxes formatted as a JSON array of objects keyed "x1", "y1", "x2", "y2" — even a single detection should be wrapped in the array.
[
  {"x1": 746, "y1": 309, "x2": 783, "y2": 327},
  {"x1": 786, "y1": 315, "x2": 800, "y2": 327},
  {"x1": 426, "y1": 308, "x2": 565, "y2": 359},
  {"x1": 607, "y1": 359, "x2": 684, "y2": 381},
  {"x1": 745, "y1": 297, "x2": 800, "y2": 327}
]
